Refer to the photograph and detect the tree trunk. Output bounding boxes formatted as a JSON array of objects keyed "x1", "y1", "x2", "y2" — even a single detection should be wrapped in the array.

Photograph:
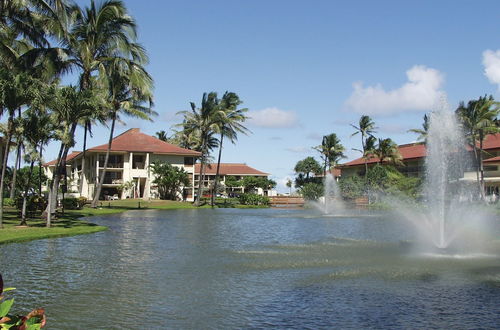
[
  {"x1": 20, "y1": 160, "x2": 35, "y2": 226},
  {"x1": 479, "y1": 129, "x2": 485, "y2": 201},
  {"x1": 471, "y1": 139, "x2": 482, "y2": 200},
  {"x1": 211, "y1": 133, "x2": 224, "y2": 207},
  {"x1": 195, "y1": 158, "x2": 206, "y2": 206},
  {"x1": 38, "y1": 143, "x2": 43, "y2": 195},
  {"x1": 9, "y1": 141, "x2": 21, "y2": 199},
  {"x1": 79, "y1": 122, "x2": 88, "y2": 195},
  {"x1": 91, "y1": 112, "x2": 116, "y2": 208},
  {"x1": 9, "y1": 107, "x2": 22, "y2": 199},
  {"x1": 0, "y1": 114, "x2": 14, "y2": 228},
  {"x1": 47, "y1": 123, "x2": 77, "y2": 227}
]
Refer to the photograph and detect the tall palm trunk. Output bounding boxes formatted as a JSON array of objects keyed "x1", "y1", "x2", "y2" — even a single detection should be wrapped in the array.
[
  {"x1": 79, "y1": 122, "x2": 88, "y2": 195},
  {"x1": 195, "y1": 145, "x2": 207, "y2": 206},
  {"x1": 0, "y1": 113, "x2": 14, "y2": 228},
  {"x1": 20, "y1": 160, "x2": 35, "y2": 226},
  {"x1": 9, "y1": 108, "x2": 22, "y2": 199},
  {"x1": 47, "y1": 123, "x2": 77, "y2": 227},
  {"x1": 38, "y1": 144, "x2": 43, "y2": 195},
  {"x1": 211, "y1": 133, "x2": 224, "y2": 207},
  {"x1": 9, "y1": 141, "x2": 21, "y2": 199},
  {"x1": 91, "y1": 112, "x2": 117, "y2": 208},
  {"x1": 479, "y1": 129, "x2": 485, "y2": 200}
]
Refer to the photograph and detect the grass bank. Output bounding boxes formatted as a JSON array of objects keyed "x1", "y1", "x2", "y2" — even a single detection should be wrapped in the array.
[
  {"x1": 0, "y1": 198, "x2": 270, "y2": 245},
  {"x1": 0, "y1": 199, "x2": 205, "y2": 245}
]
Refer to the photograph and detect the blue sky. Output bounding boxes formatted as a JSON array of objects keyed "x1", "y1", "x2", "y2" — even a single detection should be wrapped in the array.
[{"x1": 47, "y1": 0, "x2": 500, "y2": 192}]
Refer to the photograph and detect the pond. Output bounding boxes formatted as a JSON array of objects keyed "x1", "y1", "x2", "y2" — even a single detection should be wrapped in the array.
[{"x1": 1, "y1": 208, "x2": 500, "y2": 329}]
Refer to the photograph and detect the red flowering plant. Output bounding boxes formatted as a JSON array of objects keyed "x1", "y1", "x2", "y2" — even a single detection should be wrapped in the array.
[{"x1": 0, "y1": 274, "x2": 46, "y2": 329}]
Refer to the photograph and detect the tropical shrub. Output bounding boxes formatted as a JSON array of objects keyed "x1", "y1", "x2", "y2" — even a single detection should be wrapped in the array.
[
  {"x1": 61, "y1": 197, "x2": 80, "y2": 210},
  {"x1": 15, "y1": 195, "x2": 47, "y2": 212},
  {"x1": 150, "y1": 162, "x2": 190, "y2": 200},
  {"x1": 0, "y1": 274, "x2": 46, "y2": 329},
  {"x1": 238, "y1": 193, "x2": 270, "y2": 205},
  {"x1": 3, "y1": 198, "x2": 15, "y2": 207},
  {"x1": 338, "y1": 175, "x2": 365, "y2": 199},
  {"x1": 298, "y1": 182, "x2": 323, "y2": 201}
]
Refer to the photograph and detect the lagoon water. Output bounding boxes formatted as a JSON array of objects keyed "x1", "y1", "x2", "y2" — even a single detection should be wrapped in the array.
[{"x1": 1, "y1": 208, "x2": 500, "y2": 329}]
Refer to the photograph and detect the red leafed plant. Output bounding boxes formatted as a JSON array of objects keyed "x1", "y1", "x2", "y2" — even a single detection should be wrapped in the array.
[{"x1": 0, "y1": 274, "x2": 46, "y2": 329}]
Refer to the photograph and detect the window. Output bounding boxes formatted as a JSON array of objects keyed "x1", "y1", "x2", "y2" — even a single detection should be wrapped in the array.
[
  {"x1": 98, "y1": 154, "x2": 123, "y2": 168},
  {"x1": 184, "y1": 157, "x2": 194, "y2": 166},
  {"x1": 133, "y1": 155, "x2": 145, "y2": 169}
]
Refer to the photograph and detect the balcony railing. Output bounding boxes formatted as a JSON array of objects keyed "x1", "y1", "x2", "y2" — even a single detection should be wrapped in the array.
[{"x1": 103, "y1": 178, "x2": 123, "y2": 185}]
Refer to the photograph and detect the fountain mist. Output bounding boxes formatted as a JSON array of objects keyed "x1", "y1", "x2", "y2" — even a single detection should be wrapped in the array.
[{"x1": 311, "y1": 173, "x2": 345, "y2": 214}]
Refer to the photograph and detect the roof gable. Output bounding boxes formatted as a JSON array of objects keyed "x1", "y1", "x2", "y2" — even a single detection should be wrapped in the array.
[
  {"x1": 195, "y1": 163, "x2": 269, "y2": 176},
  {"x1": 88, "y1": 128, "x2": 201, "y2": 156}
]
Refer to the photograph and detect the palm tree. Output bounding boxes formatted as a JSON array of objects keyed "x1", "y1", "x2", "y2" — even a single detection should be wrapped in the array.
[
  {"x1": 210, "y1": 92, "x2": 249, "y2": 207},
  {"x1": 91, "y1": 58, "x2": 154, "y2": 208},
  {"x1": 62, "y1": 0, "x2": 142, "y2": 196},
  {"x1": 178, "y1": 92, "x2": 220, "y2": 206},
  {"x1": 156, "y1": 130, "x2": 168, "y2": 142},
  {"x1": 374, "y1": 138, "x2": 402, "y2": 166},
  {"x1": 314, "y1": 133, "x2": 345, "y2": 176},
  {"x1": 351, "y1": 115, "x2": 377, "y2": 176},
  {"x1": 47, "y1": 85, "x2": 99, "y2": 227},
  {"x1": 456, "y1": 95, "x2": 500, "y2": 199},
  {"x1": 408, "y1": 114, "x2": 430, "y2": 142}
]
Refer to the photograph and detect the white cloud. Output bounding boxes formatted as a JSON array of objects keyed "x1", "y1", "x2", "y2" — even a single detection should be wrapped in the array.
[
  {"x1": 247, "y1": 107, "x2": 299, "y2": 128},
  {"x1": 344, "y1": 65, "x2": 445, "y2": 115},
  {"x1": 483, "y1": 49, "x2": 500, "y2": 89}
]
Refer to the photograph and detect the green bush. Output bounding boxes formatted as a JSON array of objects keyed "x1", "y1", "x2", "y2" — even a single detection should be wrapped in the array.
[
  {"x1": 3, "y1": 197, "x2": 15, "y2": 207},
  {"x1": 299, "y1": 182, "x2": 323, "y2": 201},
  {"x1": 238, "y1": 193, "x2": 270, "y2": 206},
  {"x1": 16, "y1": 195, "x2": 46, "y2": 211},
  {"x1": 61, "y1": 197, "x2": 85, "y2": 210}
]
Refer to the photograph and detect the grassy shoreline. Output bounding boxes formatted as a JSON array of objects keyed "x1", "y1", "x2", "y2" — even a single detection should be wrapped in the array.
[
  {"x1": 0, "y1": 199, "x2": 210, "y2": 245},
  {"x1": 0, "y1": 198, "x2": 272, "y2": 245}
]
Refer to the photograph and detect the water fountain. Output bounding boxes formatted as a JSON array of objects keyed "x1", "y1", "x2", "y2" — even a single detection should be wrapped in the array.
[
  {"x1": 399, "y1": 101, "x2": 493, "y2": 252},
  {"x1": 312, "y1": 173, "x2": 345, "y2": 215}
]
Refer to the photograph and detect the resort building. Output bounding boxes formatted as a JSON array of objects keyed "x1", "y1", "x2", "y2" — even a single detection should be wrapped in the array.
[
  {"x1": 44, "y1": 128, "x2": 201, "y2": 201},
  {"x1": 339, "y1": 133, "x2": 500, "y2": 194},
  {"x1": 194, "y1": 163, "x2": 277, "y2": 197}
]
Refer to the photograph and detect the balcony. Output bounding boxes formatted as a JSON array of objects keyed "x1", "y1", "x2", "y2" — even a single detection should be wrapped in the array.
[{"x1": 103, "y1": 178, "x2": 123, "y2": 185}]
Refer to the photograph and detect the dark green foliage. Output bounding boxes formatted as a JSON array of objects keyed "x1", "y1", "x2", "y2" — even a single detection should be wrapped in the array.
[
  {"x1": 294, "y1": 157, "x2": 322, "y2": 188},
  {"x1": 338, "y1": 175, "x2": 365, "y2": 199},
  {"x1": 16, "y1": 166, "x2": 47, "y2": 197},
  {"x1": 241, "y1": 176, "x2": 276, "y2": 193},
  {"x1": 150, "y1": 162, "x2": 190, "y2": 200},
  {"x1": 238, "y1": 193, "x2": 270, "y2": 205},
  {"x1": 224, "y1": 176, "x2": 241, "y2": 188},
  {"x1": 61, "y1": 197, "x2": 87, "y2": 210},
  {"x1": 16, "y1": 195, "x2": 47, "y2": 211},
  {"x1": 299, "y1": 182, "x2": 323, "y2": 201},
  {"x1": 366, "y1": 165, "x2": 421, "y2": 199},
  {"x1": 3, "y1": 198, "x2": 15, "y2": 207}
]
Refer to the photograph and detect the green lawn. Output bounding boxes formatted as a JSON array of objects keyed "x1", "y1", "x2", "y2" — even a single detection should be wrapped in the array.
[{"x1": 0, "y1": 199, "x2": 205, "y2": 245}]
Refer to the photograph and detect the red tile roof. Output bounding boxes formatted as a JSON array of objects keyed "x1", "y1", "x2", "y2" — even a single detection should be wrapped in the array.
[
  {"x1": 195, "y1": 163, "x2": 269, "y2": 176},
  {"x1": 483, "y1": 156, "x2": 500, "y2": 163},
  {"x1": 88, "y1": 128, "x2": 201, "y2": 156},
  {"x1": 342, "y1": 143, "x2": 426, "y2": 167},
  {"x1": 44, "y1": 151, "x2": 82, "y2": 166},
  {"x1": 479, "y1": 133, "x2": 500, "y2": 150}
]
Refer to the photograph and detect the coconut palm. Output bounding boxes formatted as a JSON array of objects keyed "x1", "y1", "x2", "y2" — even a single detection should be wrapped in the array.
[
  {"x1": 408, "y1": 114, "x2": 430, "y2": 142},
  {"x1": 456, "y1": 95, "x2": 500, "y2": 199},
  {"x1": 178, "y1": 92, "x2": 220, "y2": 206},
  {"x1": 351, "y1": 115, "x2": 377, "y2": 176},
  {"x1": 47, "y1": 85, "x2": 100, "y2": 227},
  {"x1": 374, "y1": 138, "x2": 402, "y2": 166},
  {"x1": 210, "y1": 92, "x2": 249, "y2": 207},
  {"x1": 91, "y1": 58, "x2": 154, "y2": 208},
  {"x1": 155, "y1": 130, "x2": 168, "y2": 142},
  {"x1": 62, "y1": 0, "x2": 143, "y2": 195},
  {"x1": 314, "y1": 133, "x2": 345, "y2": 176}
]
